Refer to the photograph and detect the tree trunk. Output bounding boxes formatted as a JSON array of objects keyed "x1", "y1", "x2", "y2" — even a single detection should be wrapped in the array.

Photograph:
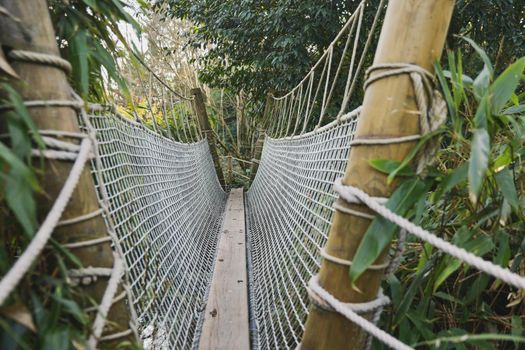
[{"x1": 0, "y1": 0, "x2": 133, "y2": 347}]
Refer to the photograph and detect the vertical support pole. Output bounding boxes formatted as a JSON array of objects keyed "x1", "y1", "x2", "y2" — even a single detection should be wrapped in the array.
[
  {"x1": 191, "y1": 87, "x2": 226, "y2": 189},
  {"x1": 250, "y1": 92, "x2": 273, "y2": 181},
  {"x1": 0, "y1": 0, "x2": 132, "y2": 347},
  {"x1": 301, "y1": 1, "x2": 455, "y2": 349},
  {"x1": 250, "y1": 128, "x2": 265, "y2": 182},
  {"x1": 228, "y1": 155, "x2": 233, "y2": 184}
]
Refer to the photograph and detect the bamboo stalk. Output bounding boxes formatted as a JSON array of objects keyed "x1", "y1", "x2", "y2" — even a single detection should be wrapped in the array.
[
  {"x1": 0, "y1": 0, "x2": 132, "y2": 347},
  {"x1": 251, "y1": 92, "x2": 273, "y2": 181},
  {"x1": 191, "y1": 87, "x2": 226, "y2": 188},
  {"x1": 300, "y1": 1, "x2": 455, "y2": 349}
]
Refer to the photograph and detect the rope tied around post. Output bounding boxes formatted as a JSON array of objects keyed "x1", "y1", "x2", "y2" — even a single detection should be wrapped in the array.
[
  {"x1": 8, "y1": 50, "x2": 72, "y2": 74},
  {"x1": 351, "y1": 62, "x2": 447, "y2": 174}
]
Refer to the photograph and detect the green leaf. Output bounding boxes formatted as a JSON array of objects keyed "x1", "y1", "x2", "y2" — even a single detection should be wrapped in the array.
[
  {"x1": 413, "y1": 333, "x2": 525, "y2": 348},
  {"x1": 490, "y1": 57, "x2": 525, "y2": 115},
  {"x1": 1, "y1": 83, "x2": 45, "y2": 150},
  {"x1": 512, "y1": 315, "x2": 523, "y2": 350},
  {"x1": 71, "y1": 30, "x2": 89, "y2": 96},
  {"x1": 495, "y1": 168, "x2": 519, "y2": 209},
  {"x1": 468, "y1": 129, "x2": 490, "y2": 205},
  {"x1": 433, "y1": 162, "x2": 468, "y2": 200},
  {"x1": 369, "y1": 159, "x2": 414, "y2": 177},
  {"x1": 0, "y1": 142, "x2": 38, "y2": 236},
  {"x1": 461, "y1": 37, "x2": 493, "y2": 99},
  {"x1": 433, "y1": 231, "x2": 493, "y2": 291},
  {"x1": 349, "y1": 178, "x2": 429, "y2": 286}
]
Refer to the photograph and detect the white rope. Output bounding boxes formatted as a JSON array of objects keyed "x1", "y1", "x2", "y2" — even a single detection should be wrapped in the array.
[
  {"x1": 8, "y1": 50, "x2": 72, "y2": 74},
  {"x1": 85, "y1": 104, "x2": 227, "y2": 348},
  {"x1": 0, "y1": 138, "x2": 92, "y2": 305},
  {"x1": 88, "y1": 253, "x2": 124, "y2": 349},
  {"x1": 334, "y1": 179, "x2": 525, "y2": 290},
  {"x1": 319, "y1": 247, "x2": 389, "y2": 270},
  {"x1": 62, "y1": 236, "x2": 111, "y2": 249},
  {"x1": 57, "y1": 208, "x2": 103, "y2": 227},
  {"x1": 308, "y1": 276, "x2": 413, "y2": 350}
]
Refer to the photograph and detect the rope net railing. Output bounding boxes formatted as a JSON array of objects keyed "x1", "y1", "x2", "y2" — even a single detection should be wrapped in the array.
[
  {"x1": 84, "y1": 106, "x2": 227, "y2": 348},
  {"x1": 247, "y1": 1, "x2": 525, "y2": 349},
  {"x1": 247, "y1": 109, "x2": 360, "y2": 349},
  {"x1": 247, "y1": 0, "x2": 381, "y2": 347},
  {"x1": 0, "y1": 75, "x2": 226, "y2": 350},
  {"x1": 263, "y1": 0, "x2": 384, "y2": 138}
]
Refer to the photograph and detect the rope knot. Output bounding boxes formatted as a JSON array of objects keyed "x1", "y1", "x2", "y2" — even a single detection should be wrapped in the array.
[{"x1": 362, "y1": 63, "x2": 447, "y2": 174}]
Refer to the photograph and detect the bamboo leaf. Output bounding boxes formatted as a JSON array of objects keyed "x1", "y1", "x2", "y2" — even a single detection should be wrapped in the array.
[
  {"x1": 349, "y1": 178, "x2": 429, "y2": 286},
  {"x1": 490, "y1": 57, "x2": 525, "y2": 115},
  {"x1": 495, "y1": 168, "x2": 519, "y2": 209},
  {"x1": 71, "y1": 30, "x2": 89, "y2": 97},
  {"x1": 369, "y1": 159, "x2": 414, "y2": 177},
  {"x1": 468, "y1": 129, "x2": 490, "y2": 205}
]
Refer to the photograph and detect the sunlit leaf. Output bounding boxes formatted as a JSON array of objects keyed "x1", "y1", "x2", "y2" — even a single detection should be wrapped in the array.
[{"x1": 468, "y1": 128, "x2": 490, "y2": 205}]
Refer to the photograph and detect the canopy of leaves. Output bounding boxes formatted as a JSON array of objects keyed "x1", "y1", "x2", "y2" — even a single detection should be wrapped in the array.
[
  {"x1": 158, "y1": 0, "x2": 374, "y2": 99},
  {"x1": 160, "y1": 0, "x2": 525, "y2": 104}
]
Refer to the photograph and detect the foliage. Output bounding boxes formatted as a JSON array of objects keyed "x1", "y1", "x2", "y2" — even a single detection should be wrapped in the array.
[
  {"x1": 158, "y1": 0, "x2": 378, "y2": 100},
  {"x1": 447, "y1": 0, "x2": 525, "y2": 73},
  {"x1": 0, "y1": 1, "x2": 142, "y2": 349},
  {"x1": 49, "y1": 0, "x2": 143, "y2": 100},
  {"x1": 159, "y1": 1, "x2": 525, "y2": 103},
  {"x1": 352, "y1": 43, "x2": 525, "y2": 349}
]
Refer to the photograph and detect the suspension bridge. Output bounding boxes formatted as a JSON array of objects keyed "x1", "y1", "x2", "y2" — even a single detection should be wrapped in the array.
[{"x1": 0, "y1": 0, "x2": 524, "y2": 349}]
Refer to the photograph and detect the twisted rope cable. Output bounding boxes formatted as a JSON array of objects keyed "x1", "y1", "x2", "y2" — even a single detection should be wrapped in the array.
[
  {"x1": 334, "y1": 179, "x2": 525, "y2": 290},
  {"x1": 308, "y1": 276, "x2": 413, "y2": 350},
  {"x1": 8, "y1": 50, "x2": 72, "y2": 74},
  {"x1": 88, "y1": 253, "x2": 125, "y2": 348},
  {"x1": 0, "y1": 138, "x2": 92, "y2": 305}
]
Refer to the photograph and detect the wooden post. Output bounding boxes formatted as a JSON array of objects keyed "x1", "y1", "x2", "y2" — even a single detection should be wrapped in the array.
[
  {"x1": 0, "y1": 0, "x2": 132, "y2": 347},
  {"x1": 227, "y1": 155, "x2": 233, "y2": 183},
  {"x1": 191, "y1": 87, "x2": 226, "y2": 189},
  {"x1": 300, "y1": 1, "x2": 455, "y2": 349},
  {"x1": 250, "y1": 128, "x2": 265, "y2": 182}
]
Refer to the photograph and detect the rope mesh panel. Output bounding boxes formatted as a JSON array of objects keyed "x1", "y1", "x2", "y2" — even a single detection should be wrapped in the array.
[
  {"x1": 246, "y1": 110, "x2": 359, "y2": 349},
  {"x1": 86, "y1": 110, "x2": 227, "y2": 348}
]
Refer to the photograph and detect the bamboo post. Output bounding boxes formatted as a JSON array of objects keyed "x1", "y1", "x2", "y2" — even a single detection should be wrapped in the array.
[
  {"x1": 250, "y1": 128, "x2": 265, "y2": 182},
  {"x1": 0, "y1": 0, "x2": 132, "y2": 347},
  {"x1": 228, "y1": 155, "x2": 233, "y2": 183},
  {"x1": 191, "y1": 87, "x2": 226, "y2": 188},
  {"x1": 300, "y1": 1, "x2": 455, "y2": 349},
  {"x1": 250, "y1": 92, "x2": 273, "y2": 181}
]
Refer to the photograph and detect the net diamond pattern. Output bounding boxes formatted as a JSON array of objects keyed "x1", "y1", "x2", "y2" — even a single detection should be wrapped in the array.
[
  {"x1": 246, "y1": 110, "x2": 359, "y2": 349},
  {"x1": 87, "y1": 110, "x2": 227, "y2": 348}
]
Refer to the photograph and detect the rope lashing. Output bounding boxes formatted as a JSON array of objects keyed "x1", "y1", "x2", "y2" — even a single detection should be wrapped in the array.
[
  {"x1": 352, "y1": 63, "x2": 447, "y2": 174},
  {"x1": 333, "y1": 178, "x2": 525, "y2": 290},
  {"x1": 62, "y1": 236, "x2": 112, "y2": 249},
  {"x1": 0, "y1": 138, "x2": 92, "y2": 305},
  {"x1": 319, "y1": 246, "x2": 389, "y2": 270},
  {"x1": 88, "y1": 253, "x2": 125, "y2": 349},
  {"x1": 68, "y1": 266, "x2": 113, "y2": 286},
  {"x1": 8, "y1": 49, "x2": 72, "y2": 74},
  {"x1": 307, "y1": 276, "x2": 413, "y2": 350},
  {"x1": 0, "y1": 99, "x2": 84, "y2": 112},
  {"x1": 57, "y1": 208, "x2": 104, "y2": 227},
  {"x1": 34, "y1": 133, "x2": 94, "y2": 161}
]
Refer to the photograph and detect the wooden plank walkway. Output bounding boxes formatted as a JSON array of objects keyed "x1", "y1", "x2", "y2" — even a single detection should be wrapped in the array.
[{"x1": 199, "y1": 188, "x2": 250, "y2": 350}]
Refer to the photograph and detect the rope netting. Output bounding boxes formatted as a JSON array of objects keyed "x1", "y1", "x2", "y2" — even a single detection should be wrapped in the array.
[
  {"x1": 246, "y1": 0, "x2": 525, "y2": 349},
  {"x1": 85, "y1": 106, "x2": 227, "y2": 348},
  {"x1": 247, "y1": 109, "x2": 360, "y2": 349}
]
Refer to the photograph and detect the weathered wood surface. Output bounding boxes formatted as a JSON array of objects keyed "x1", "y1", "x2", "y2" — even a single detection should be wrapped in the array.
[{"x1": 199, "y1": 188, "x2": 250, "y2": 350}]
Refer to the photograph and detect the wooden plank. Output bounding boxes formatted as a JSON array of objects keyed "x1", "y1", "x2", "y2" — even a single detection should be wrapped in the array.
[{"x1": 199, "y1": 188, "x2": 250, "y2": 350}]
